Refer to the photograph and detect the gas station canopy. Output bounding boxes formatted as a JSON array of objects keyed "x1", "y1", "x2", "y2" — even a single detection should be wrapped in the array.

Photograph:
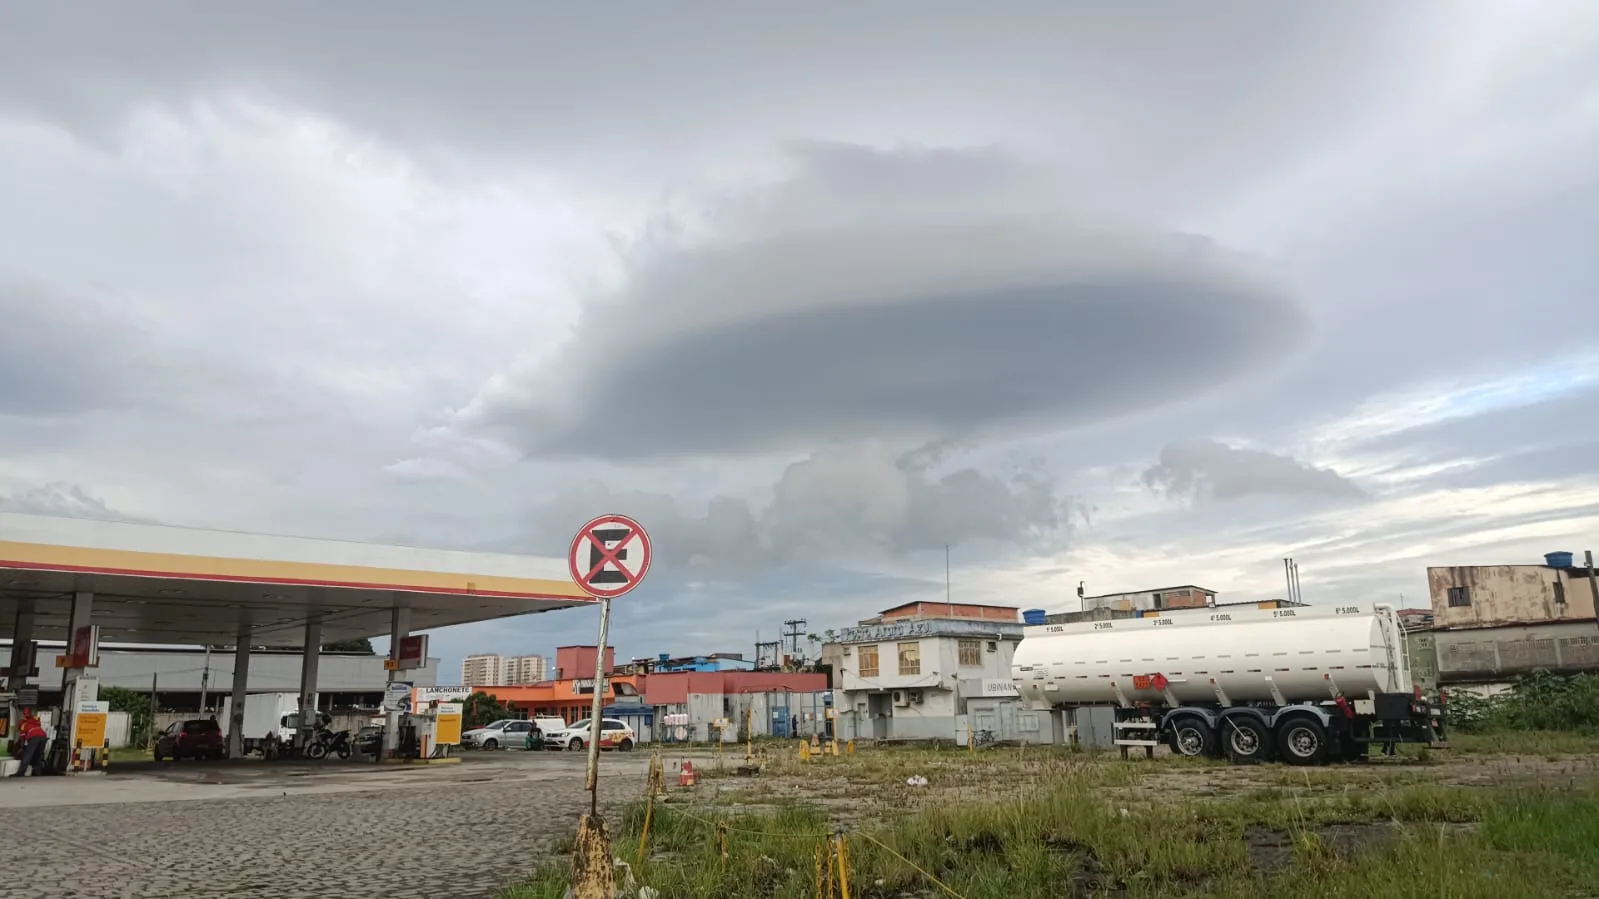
[{"x1": 0, "y1": 512, "x2": 593, "y2": 647}]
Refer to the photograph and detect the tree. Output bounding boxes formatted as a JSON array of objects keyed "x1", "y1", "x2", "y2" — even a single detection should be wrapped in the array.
[
  {"x1": 321, "y1": 638, "x2": 375, "y2": 654},
  {"x1": 461, "y1": 691, "x2": 512, "y2": 730},
  {"x1": 101, "y1": 685, "x2": 154, "y2": 746}
]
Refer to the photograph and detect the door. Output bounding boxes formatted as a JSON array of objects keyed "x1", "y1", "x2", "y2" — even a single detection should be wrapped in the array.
[
  {"x1": 867, "y1": 694, "x2": 891, "y2": 740},
  {"x1": 771, "y1": 706, "x2": 790, "y2": 738}
]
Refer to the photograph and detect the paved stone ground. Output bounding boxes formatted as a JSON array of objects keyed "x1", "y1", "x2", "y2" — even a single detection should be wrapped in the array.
[{"x1": 0, "y1": 750, "x2": 658, "y2": 899}]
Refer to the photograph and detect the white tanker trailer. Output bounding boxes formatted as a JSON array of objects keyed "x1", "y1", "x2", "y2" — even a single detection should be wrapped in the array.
[{"x1": 1012, "y1": 603, "x2": 1447, "y2": 766}]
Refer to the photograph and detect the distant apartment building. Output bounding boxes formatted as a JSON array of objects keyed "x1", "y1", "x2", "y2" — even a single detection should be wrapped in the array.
[
  {"x1": 504, "y1": 654, "x2": 548, "y2": 685},
  {"x1": 1425, "y1": 551, "x2": 1599, "y2": 684},
  {"x1": 461, "y1": 653, "x2": 504, "y2": 687}
]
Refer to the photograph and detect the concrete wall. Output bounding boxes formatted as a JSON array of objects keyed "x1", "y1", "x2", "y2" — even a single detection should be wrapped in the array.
[
  {"x1": 1429, "y1": 565, "x2": 1598, "y2": 629},
  {"x1": 1408, "y1": 630, "x2": 1440, "y2": 692},
  {"x1": 1435, "y1": 621, "x2": 1599, "y2": 683},
  {"x1": 653, "y1": 690, "x2": 830, "y2": 742}
]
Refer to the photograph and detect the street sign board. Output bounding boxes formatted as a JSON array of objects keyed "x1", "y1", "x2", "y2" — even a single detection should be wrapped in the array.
[
  {"x1": 394, "y1": 634, "x2": 428, "y2": 670},
  {"x1": 568, "y1": 514, "x2": 652, "y2": 599},
  {"x1": 383, "y1": 682, "x2": 413, "y2": 712}
]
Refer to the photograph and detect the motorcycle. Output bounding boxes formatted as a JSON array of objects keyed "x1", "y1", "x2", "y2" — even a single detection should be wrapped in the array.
[{"x1": 305, "y1": 727, "x2": 353, "y2": 760}]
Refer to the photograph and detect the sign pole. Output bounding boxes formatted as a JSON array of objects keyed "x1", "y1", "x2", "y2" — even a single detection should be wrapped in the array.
[
  {"x1": 566, "y1": 513, "x2": 650, "y2": 899},
  {"x1": 583, "y1": 594, "x2": 612, "y2": 817}
]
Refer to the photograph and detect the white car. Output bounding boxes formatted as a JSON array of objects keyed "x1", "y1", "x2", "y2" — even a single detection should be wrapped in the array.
[
  {"x1": 461, "y1": 719, "x2": 534, "y2": 750},
  {"x1": 548, "y1": 718, "x2": 637, "y2": 752}
]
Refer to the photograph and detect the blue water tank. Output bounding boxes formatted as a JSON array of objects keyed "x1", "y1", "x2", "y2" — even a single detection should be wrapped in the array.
[
  {"x1": 1022, "y1": 608, "x2": 1047, "y2": 625},
  {"x1": 657, "y1": 653, "x2": 670, "y2": 663},
  {"x1": 1545, "y1": 551, "x2": 1575, "y2": 568}
]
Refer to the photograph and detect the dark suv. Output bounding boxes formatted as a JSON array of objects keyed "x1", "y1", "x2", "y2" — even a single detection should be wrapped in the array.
[{"x1": 154, "y1": 718, "x2": 226, "y2": 761}]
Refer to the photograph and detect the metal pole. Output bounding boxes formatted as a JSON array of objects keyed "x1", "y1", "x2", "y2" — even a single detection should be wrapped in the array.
[
  {"x1": 149, "y1": 673, "x2": 158, "y2": 748},
  {"x1": 1586, "y1": 551, "x2": 1598, "y2": 631},
  {"x1": 199, "y1": 645, "x2": 211, "y2": 713},
  {"x1": 1283, "y1": 559, "x2": 1291, "y2": 602},
  {"x1": 933, "y1": 543, "x2": 946, "y2": 604},
  {"x1": 583, "y1": 596, "x2": 612, "y2": 817}
]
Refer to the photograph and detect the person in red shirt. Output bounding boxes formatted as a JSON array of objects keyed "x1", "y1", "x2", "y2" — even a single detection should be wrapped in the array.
[{"x1": 11, "y1": 709, "x2": 48, "y2": 777}]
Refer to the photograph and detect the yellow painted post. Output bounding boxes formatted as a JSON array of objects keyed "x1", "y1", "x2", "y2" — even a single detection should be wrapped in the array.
[
  {"x1": 716, "y1": 820, "x2": 730, "y2": 872},
  {"x1": 636, "y1": 793, "x2": 655, "y2": 864},
  {"x1": 833, "y1": 833, "x2": 852, "y2": 899},
  {"x1": 814, "y1": 842, "x2": 827, "y2": 899}
]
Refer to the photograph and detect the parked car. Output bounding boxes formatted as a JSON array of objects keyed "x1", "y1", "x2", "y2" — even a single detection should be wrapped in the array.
[
  {"x1": 354, "y1": 724, "x2": 384, "y2": 756},
  {"x1": 154, "y1": 718, "x2": 226, "y2": 761},
  {"x1": 461, "y1": 719, "x2": 535, "y2": 750},
  {"x1": 547, "y1": 718, "x2": 636, "y2": 752}
]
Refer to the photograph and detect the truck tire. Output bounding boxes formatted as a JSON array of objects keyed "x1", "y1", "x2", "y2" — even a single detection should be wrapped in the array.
[
  {"x1": 1221, "y1": 716, "x2": 1270, "y2": 765},
  {"x1": 1276, "y1": 719, "x2": 1329, "y2": 766},
  {"x1": 1168, "y1": 720, "x2": 1215, "y2": 758}
]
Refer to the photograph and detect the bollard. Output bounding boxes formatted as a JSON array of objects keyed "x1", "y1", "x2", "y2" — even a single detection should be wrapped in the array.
[
  {"x1": 570, "y1": 814, "x2": 615, "y2": 899},
  {"x1": 832, "y1": 832, "x2": 852, "y2": 899}
]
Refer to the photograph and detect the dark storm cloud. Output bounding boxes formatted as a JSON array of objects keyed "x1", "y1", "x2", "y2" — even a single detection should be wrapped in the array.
[
  {"x1": 1142, "y1": 439, "x2": 1367, "y2": 502},
  {"x1": 436, "y1": 143, "x2": 1307, "y2": 460}
]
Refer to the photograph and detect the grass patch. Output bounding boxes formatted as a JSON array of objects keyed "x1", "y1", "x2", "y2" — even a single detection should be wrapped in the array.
[
  {"x1": 504, "y1": 747, "x2": 1599, "y2": 898},
  {"x1": 1448, "y1": 730, "x2": 1598, "y2": 757},
  {"x1": 108, "y1": 746, "x2": 152, "y2": 763}
]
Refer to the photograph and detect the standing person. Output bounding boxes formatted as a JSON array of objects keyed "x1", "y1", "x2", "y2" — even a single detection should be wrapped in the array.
[{"x1": 10, "y1": 709, "x2": 48, "y2": 777}]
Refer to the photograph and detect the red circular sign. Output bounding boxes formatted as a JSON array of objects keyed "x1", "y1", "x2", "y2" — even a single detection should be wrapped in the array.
[{"x1": 568, "y1": 514, "x2": 652, "y2": 599}]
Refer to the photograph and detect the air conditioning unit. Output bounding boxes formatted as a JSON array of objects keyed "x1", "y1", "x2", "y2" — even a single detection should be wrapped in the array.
[
  {"x1": 910, "y1": 691, "x2": 924, "y2": 705},
  {"x1": 892, "y1": 691, "x2": 909, "y2": 707}
]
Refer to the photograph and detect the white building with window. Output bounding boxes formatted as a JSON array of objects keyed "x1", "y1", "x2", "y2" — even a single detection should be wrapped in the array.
[
  {"x1": 504, "y1": 654, "x2": 548, "y2": 684},
  {"x1": 824, "y1": 602, "x2": 1030, "y2": 743},
  {"x1": 461, "y1": 653, "x2": 504, "y2": 687}
]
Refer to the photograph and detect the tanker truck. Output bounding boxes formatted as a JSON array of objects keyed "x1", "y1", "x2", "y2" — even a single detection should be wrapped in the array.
[{"x1": 1012, "y1": 602, "x2": 1446, "y2": 766}]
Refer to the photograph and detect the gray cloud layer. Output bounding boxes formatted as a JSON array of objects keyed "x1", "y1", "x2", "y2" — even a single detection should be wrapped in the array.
[
  {"x1": 1142, "y1": 439, "x2": 1366, "y2": 502},
  {"x1": 434, "y1": 143, "x2": 1305, "y2": 461},
  {"x1": 517, "y1": 441, "x2": 1079, "y2": 573}
]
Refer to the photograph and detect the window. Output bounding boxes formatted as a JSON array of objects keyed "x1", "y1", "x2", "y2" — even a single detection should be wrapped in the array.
[
  {"x1": 1554, "y1": 581, "x2": 1567, "y2": 605},
  {"x1": 1447, "y1": 586, "x2": 1471, "y2": 607},
  {"x1": 897, "y1": 641, "x2": 921, "y2": 676},
  {"x1": 857, "y1": 645, "x2": 880, "y2": 678},
  {"x1": 958, "y1": 639, "x2": 982, "y2": 667}
]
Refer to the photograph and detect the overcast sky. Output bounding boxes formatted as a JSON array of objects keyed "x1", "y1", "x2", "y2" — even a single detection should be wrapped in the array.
[{"x1": 3, "y1": 3, "x2": 1597, "y2": 677}]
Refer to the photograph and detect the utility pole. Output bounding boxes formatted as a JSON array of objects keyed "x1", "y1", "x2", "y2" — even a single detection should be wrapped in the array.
[
  {"x1": 1587, "y1": 551, "x2": 1598, "y2": 632},
  {"x1": 199, "y1": 645, "x2": 212, "y2": 713},
  {"x1": 781, "y1": 619, "x2": 808, "y2": 664},
  {"x1": 945, "y1": 544, "x2": 952, "y2": 609},
  {"x1": 148, "y1": 673, "x2": 158, "y2": 748}
]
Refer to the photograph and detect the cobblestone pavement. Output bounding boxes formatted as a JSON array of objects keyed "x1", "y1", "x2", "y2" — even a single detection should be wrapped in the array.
[{"x1": 0, "y1": 751, "x2": 657, "y2": 899}]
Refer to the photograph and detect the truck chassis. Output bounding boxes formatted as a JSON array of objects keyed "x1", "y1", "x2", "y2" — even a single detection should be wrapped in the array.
[{"x1": 1112, "y1": 690, "x2": 1447, "y2": 765}]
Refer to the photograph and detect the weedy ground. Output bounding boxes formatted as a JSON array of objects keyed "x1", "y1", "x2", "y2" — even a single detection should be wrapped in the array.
[{"x1": 505, "y1": 732, "x2": 1599, "y2": 898}]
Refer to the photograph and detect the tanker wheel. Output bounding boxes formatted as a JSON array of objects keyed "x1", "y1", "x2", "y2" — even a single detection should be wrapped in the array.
[
  {"x1": 1276, "y1": 719, "x2": 1329, "y2": 767},
  {"x1": 1168, "y1": 720, "x2": 1215, "y2": 759},
  {"x1": 1222, "y1": 716, "x2": 1270, "y2": 765}
]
